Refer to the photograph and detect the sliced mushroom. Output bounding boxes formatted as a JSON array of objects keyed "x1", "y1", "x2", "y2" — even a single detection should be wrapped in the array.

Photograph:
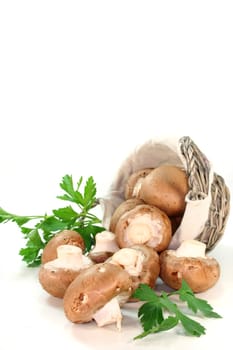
[
  {"x1": 115, "y1": 204, "x2": 172, "y2": 252},
  {"x1": 159, "y1": 240, "x2": 220, "y2": 292},
  {"x1": 139, "y1": 165, "x2": 189, "y2": 216},
  {"x1": 89, "y1": 231, "x2": 120, "y2": 263},
  {"x1": 39, "y1": 245, "x2": 92, "y2": 298},
  {"x1": 124, "y1": 168, "x2": 154, "y2": 199},
  {"x1": 41, "y1": 230, "x2": 85, "y2": 264},
  {"x1": 109, "y1": 198, "x2": 144, "y2": 233},
  {"x1": 108, "y1": 245, "x2": 160, "y2": 295},
  {"x1": 63, "y1": 263, "x2": 133, "y2": 330}
]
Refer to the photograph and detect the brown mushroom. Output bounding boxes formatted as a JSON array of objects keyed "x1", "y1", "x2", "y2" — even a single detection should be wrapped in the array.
[
  {"x1": 115, "y1": 204, "x2": 172, "y2": 252},
  {"x1": 109, "y1": 198, "x2": 144, "y2": 233},
  {"x1": 108, "y1": 245, "x2": 160, "y2": 294},
  {"x1": 124, "y1": 168, "x2": 154, "y2": 199},
  {"x1": 41, "y1": 230, "x2": 85, "y2": 264},
  {"x1": 39, "y1": 245, "x2": 92, "y2": 298},
  {"x1": 63, "y1": 263, "x2": 133, "y2": 330},
  {"x1": 159, "y1": 240, "x2": 220, "y2": 293},
  {"x1": 89, "y1": 231, "x2": 119, "y2": 263},
  {"x1": 139, "y1": 165, "x2": 189, "y2": 216}
]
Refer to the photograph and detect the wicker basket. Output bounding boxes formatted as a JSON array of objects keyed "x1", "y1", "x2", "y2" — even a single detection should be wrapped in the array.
[
  {"x1": 179, "y1": 136, "x2": 230, "y2": 250},
  {"x1": 100, "y1": 136, "x2": 230, "y2": 251}
]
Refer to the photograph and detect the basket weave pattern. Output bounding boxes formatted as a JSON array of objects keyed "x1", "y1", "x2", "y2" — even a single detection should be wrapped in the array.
[{"x1": 180, "y1": 136, "x2": 230, "y2": 250}]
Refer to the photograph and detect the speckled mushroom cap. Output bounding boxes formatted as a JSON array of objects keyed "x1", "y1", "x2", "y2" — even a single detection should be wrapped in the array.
[
  {"x1": 159, "y1": 249, "x2": 220, "y2": 293},
  {"x1": 138, "y1": 165, "x2": 189, "y2": 216},
  {"x1": 39, "y1": 267, "x2": 81, "y2": 298},
  {"x1": 39, "y1": 245, "x2": 93, "y2": 298},
  {"x1": 124, "y1": 168, "x2": 153, "y2": 199},
  {"x1": 63, "y1": 263, "x2": 133, "y2": 323},
  {"x1": 41, "y1": 230, "x2": 85, "y2": 264}
]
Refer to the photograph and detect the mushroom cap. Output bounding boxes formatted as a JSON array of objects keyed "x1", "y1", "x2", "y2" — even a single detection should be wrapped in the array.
[
  {"x1": 139, "y1": 165, "x2": 189, "y2": 216},
  {"x1": 41, "y1": 230, "x2": 85, "y2": 264},
  {"x1": 109, "y1": 198, "x2": 144, "y2": 233},
  {"x1": 89, "y1": 251, "x2": 114, "y2": 264},
  {"x1": 115, "y1": 204, "x2": 172, "y2": 252},
  {"x1": 39, "y1": 266, "x2": 81, "y2": 298},
  {"x1": 129, "y1": 245, "x2": 160, "y2": 291},
  {"x1": 88, "y1": 231, "x2": 119, "y2": 263},
  {"x1": 107, "y1": 245, "x2": 160, "y2": 302},
  {"x1": 124, "y1": 168, "x2": 154, "y2": 199},
  {"x1": 39, "y1": 245, "x2": 92, "y2": 298},
  {"x1": 159, "y1": 250, "x2": 220, "y2": 293},
  {"x1": 63, "y1": 263, "x2": 133, "y2": 323}
]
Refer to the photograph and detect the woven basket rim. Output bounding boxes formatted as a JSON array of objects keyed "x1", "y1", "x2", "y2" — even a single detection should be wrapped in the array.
[{"x1": 179, "y1": 136, "x2": 230, "y2": 250}]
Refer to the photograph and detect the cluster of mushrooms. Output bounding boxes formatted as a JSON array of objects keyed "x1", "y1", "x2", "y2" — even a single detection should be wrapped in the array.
[{"x1": 39, "y1": 165, "x2": 221, "y2": 330}]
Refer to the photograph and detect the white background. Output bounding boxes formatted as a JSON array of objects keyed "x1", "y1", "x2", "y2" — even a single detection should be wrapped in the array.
[{"x1": 0, "y1": 1, "x2": 232, "y2": 350}]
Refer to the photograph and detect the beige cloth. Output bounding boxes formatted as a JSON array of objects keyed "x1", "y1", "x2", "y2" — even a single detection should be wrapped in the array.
[{"x1": 100, "y1": 137, "x2": 212, "y2": 249}]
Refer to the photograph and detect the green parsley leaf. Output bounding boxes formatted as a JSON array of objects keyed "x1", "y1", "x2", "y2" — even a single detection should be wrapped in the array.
[
  {"x1": 26, "y1": 229, "x2": 44, "y2": 248},
  {"x1": 133, "y1": 283, "x2": 159, "y2": 302},
  {"x1": 158, "y1": 316, "x2": 179, "y2": 332},
  {"x1": 52, "y1": 206, "x2": 78, "y2": 221},
  {"x1": 19, "y1": 228, "x2": 45, "y2": 267},
  {"x1": 134, "y1": 316, "x2": 179, "y2": 340},
  {"x1": 0, "y1": 175, "x2": 104, "y2": 266},
  {"x1": 19, "y1": 247, "x2": 41, "y2": 266},
  {"x1": 0, "y1": 207, "x2": 38, "y2": 225},
  {"x1": 39, "y1": 217, "x2": 68, "y2": 232},
  {"x1": 83, "y1": 176, "x2": 97, "y2": 210},
  {"x1": 138, "y1": 302, "x2": 164, "y2": 331},
  {"x1": 178, "y1": 280, "x2": 222, "y2": 318},
  {"x1": 178, "y1": 313, "x2": 206, "y2": 337},
  {"x1": 134, "y1": 281, "x2": 221, "y2": 340},
  {"x1": 57, "y1": 175, "x2": 85, "y2": 206}
]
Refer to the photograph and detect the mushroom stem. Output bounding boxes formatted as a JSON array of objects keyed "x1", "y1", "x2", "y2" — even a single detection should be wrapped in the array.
[
  {"x1": 174, "y1": 240, "x2": 206, "y2": 258},
  {"x1": 126, "y1": 223, "x2": 152, "y2": 244},
  {"x1": 57, "y1": 245, "x2": 83, "y2": 265},
  {"x1": 92, "y1": 297, "x2": 122, "y2": 330},
  {"x1": 110, "y1": 248, "x2": 144, "y2": 276},
  {"x1": 91, "y1": 231, "x2": 119, "y2": 253},
  {"x1": 125, "y1": 215, "x2": 163, "y2": 246},
  {"x1": 45, "y1": 245, "x2": 92, "y2": 271}
]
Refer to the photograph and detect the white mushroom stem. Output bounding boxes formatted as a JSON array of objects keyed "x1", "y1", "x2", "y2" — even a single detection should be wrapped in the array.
[
  {"x1": 57, "y1": 245, "x2": 83, "y2": 265},
  {"x1": 91, "y1": 231, "x2": 119, "y2": 253},
  {"x1": 174, "y1": 240, "x2": 207, "y2": 258},
  {"x1": 92, "y1": 297, "x2": 122, "y2": 330},
  {"x1": 44, "y1": 245, "x2": 92, "y2": 271},
  {"x1": 125, "y1": 215, "x2": 162, "y2": 246},
  {"x1": 110, "y1": 248, "x2": 144, "y2": 276}
]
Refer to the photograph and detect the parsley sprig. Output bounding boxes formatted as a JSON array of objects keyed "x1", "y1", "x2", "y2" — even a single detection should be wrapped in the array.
[
  {"x1": 133, "y1": 280, "x2": 221, "y2": 339},
  {"x1": 0, "y1": 175, "x2": 104, "y2": 267}
]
